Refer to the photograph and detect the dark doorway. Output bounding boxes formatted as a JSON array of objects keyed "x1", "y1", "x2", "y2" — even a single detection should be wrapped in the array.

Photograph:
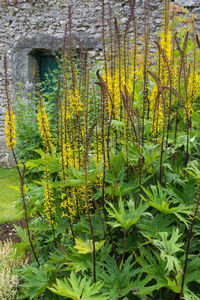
[{"x1": 34, "y1": 51, "x2": 59, "y2": 83}]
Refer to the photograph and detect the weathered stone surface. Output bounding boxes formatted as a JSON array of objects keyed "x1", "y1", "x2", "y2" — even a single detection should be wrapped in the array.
[
  {"x1": 175, "y1": 0, "x2": 199, "y2": 7},
  {"x1": 0, "y1": 0, "x2": 199, "y2": 167}
]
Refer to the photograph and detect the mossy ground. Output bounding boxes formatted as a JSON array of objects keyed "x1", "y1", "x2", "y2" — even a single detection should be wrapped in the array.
[{"x1": 0, "y1": 168, "x2": 22, "y2": 224}]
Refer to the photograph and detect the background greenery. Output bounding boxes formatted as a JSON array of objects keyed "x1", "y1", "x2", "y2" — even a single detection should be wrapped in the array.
[{"x1": 0, "y1": 168, "x2": 21, "y2": 224}]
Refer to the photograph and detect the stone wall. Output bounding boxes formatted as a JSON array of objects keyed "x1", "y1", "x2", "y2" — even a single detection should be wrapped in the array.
[{"x1": 0, "y1": 0, "x2": 199, "y2": 167}]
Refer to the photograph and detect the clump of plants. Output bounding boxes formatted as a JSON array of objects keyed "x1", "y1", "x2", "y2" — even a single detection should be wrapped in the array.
[
  {"x1": 3, "y1": 0, "x2": 200, "y2": 299},
  {"x1": 0, "y1": 240, "x2": 22, "y2": 300}
]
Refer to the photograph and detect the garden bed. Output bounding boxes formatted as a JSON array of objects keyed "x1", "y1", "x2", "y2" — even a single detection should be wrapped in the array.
[{"x1": 0, "y1": 219, "x2": 25, "y2": 244}]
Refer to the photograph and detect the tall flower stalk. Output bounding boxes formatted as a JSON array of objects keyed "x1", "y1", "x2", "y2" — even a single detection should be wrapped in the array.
[
  {"x1": 37, "y1": 84, "x2": 52, "y2": 155},
  {"x1": 83, "y1": 50, "x2": 97, "y2": 282},
  {"x1": 43, "y1": 153, "x2": 56, "y2": 246},
  {"x1": 142, "y1": 0, "x2": 150, "y2": 145},
  {"x1": 4, "y1": 55, "x2": 39, "y2": 266},
  {"x1": 4, "y1": 56, "x2": 16, "y2": 151}
]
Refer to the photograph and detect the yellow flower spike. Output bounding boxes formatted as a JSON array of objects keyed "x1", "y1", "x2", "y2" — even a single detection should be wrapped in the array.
[
  {"x1": 5, "y1": 108, "x2": 16, "y2": 150},
  {"x1": 102, "y1": 66, "x2": 134, "y2": 120},
  {"x1": 186, "y1": 71, "x2": 200, "y2": 118},
  {"x1": 69, "y1": 88, "x2": 82, "y2": 115},
  {"x1": 150, "y1": 8, "x2": 173, "y2": 137},
  {"x1": 44, "y1": 183, "x2": 56, "y2": 224},
  {"x1": 160, "y1": 30, "x2": 172, "y2": 63},
  {"x1": 60, "y1": 188, "x2": 77, "y2": 221},
  {"x1": 4, "y1": 55, "x2": 17, "y2": 151},
  {"x1": 150, "y1": 84, "x2": 163, "y2": 137},
  {"x1": 37, "y1": 96, "x2": 52, "y2": 153}
]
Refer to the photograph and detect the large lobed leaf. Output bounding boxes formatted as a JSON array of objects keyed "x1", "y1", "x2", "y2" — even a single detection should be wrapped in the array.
[{"x1": 49, "y1": 271, "x2": 107, "y2": 300}]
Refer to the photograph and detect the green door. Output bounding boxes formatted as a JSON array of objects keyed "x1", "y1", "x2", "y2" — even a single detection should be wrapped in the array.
[
  {"x1": 38, "y1": 52, "x2": 59, "y2": 83},
  {"x1": 35, "y1": 51, "x2": 60, "y2": 94}
]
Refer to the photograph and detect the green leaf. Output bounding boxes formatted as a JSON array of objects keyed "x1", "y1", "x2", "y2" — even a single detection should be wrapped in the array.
[
  {"x1": 142, "y1": 183, "x2": 176, "y2": 214},
  {"x1": 138, "y1": 214, "x2": 174, "y2": 239},
  {"x1": 74, "y1": 238, "x2": 105, "y2": 254},
  {"x1": 64, "y1": 248, "x2": 91, "y2": 272},
  {"x1": 131, "y1": 273, "x2": 164, "y2": 296},
  {"x1": 142, "y1": 183, "x2": 193, "y2": 224},
  {"x1": 180, "y1": 255, "x2": 200, "y2": 299},
  {"x1": 106, "y1": 197, "x2": 148, "y2": 230},
  {"x1": 49, "y1": 272, "x2": 106, "y2": 300},
  {"x1": 153, "y1": 228, "x2": 183, "y2": 273},
  {"x1": 13, "y1": 224, "x2": 29, "y2": 243},
  {"x1": 19, "y1": 265, "x2": 50, "y2": 299},
  {"x1": 136, "y1": 248, "x2": 181, "y2": 294},
  {"x1": 185, "y1": 161, "x2": 200, "y2": 179},
  {"x1": 97, "y1": 255, "x2": 138, "y2": 299},
  {"x1": 25, "y1": 148, "x2": 59, "y2": 173}
]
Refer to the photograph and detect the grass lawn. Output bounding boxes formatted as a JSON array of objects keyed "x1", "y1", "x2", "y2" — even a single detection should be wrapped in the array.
[{"x1": 0, "y1": 168, "x2": 22, "y2": 224}]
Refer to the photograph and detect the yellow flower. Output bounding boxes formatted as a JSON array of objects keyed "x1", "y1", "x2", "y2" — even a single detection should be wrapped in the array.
[
  {"x1": 60, "y1": 188, "x2": 77, "y2": 222},
  {"x1": 4, "y1": 54, "x2": 16, "y2": 150},
  {"x1": 5, "y1": 108, "x2": 16, "y2": 150},
  {"x1": 150, "y1": 24, "x2": 173, "y2": 136},
  {"x1": 102, "y1": 66, "x2": 134, "y2": 120},
  {"x1": 44, "y1": 178, "x2": 56, "y2": 224},
  {"x1": 69, "y1": 88, "x2": 82, "y2": 115},
  {"x1": 186, "y1": 71, "x2": 200, "y2": 117},
  {"x1": 60, "y1": 185, "x2": 93, "y2": 221},
  {"x1": 150, "y1": 84, "x2": 165, "y2": 137},
  {"x1": 160, "y1": 30, "x2": 172, "y2": 63},
  {"x1": 37, "y1": 97, "x2": 52, "y2": 152}
]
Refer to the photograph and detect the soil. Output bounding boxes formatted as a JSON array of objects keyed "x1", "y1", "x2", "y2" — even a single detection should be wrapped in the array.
[{"x1": 0, "y1": 219, "x2": 25, "y2": 244}]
